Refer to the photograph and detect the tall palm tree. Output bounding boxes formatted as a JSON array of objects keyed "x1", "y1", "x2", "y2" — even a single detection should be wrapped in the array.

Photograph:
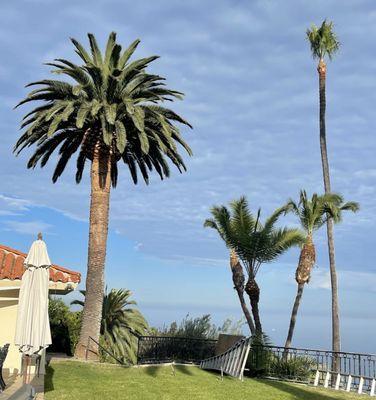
[
  {"x1": 284, "y1": 191, "x2": 359, "y2": 349},
  {"x1": 15, "y1": 32, "x2": 192, "y2": 359},
  {"x1": 307, "y1": 20, "x2": 341, "y2": 354},
  {"x1": 72, "y1": 288, "x2": 148, "y2": 363},
  {"x1": 204, "y1": 197, "x2": 305, "y2": 334}
]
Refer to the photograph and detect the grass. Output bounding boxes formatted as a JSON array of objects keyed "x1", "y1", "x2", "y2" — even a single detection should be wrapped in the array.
[{"x1": 45, "y1": 361, "x2": 361, "y2": 400}]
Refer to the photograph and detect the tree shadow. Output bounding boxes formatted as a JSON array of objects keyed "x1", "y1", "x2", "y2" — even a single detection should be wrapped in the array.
[
  {"x1": 143, "y1": 366, "x2": 161, "y2": 378},
  {"x1": 259, "y1": 379, "x2": 342, "y2": 400},
  {"x1": 174, "y1": 365, "x2": 194, "y2": 376},
  {"x1": 44, "y1": 365, "x2": 55, "y2": 392}
]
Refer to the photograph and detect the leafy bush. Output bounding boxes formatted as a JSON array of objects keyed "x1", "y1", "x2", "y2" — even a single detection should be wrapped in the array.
[
  {"x1": 246, "y1": 334, "x2": 316, "y2": 382},
  {"x1": 246, "y1": 333, "x2": 274, "y2": 377},
  {"x1": 152, "y1": 314, "x2": 245, "y2": 339},
  {"x1": 48, "y1": 297, "x2": 81, "y2": 355},
  {"x1": 270, "y1": 356, "x2": 315, "y2": 381}
]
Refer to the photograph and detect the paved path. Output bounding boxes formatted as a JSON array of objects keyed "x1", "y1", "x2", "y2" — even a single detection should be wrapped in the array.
[{"x1": 0, "y1": 374, "x2": 44, "y2": 399}]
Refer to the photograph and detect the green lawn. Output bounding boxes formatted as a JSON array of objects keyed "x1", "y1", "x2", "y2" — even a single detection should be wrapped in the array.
[{"x1": 45, "y1": 361, "x2": 361, "y2": 400}]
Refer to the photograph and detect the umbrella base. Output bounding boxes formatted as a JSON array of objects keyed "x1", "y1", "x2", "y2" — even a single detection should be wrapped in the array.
[{"x1": 21, "y1": 355, "x2": 41, "y2": 385}]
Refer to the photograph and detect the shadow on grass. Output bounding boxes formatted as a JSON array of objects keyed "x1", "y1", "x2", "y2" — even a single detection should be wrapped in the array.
[
  {"x1": 259, "y1": 379, "x2": 340, "y2": 400},
  {"x1": 44, "y1": 365, "x2": 55, "y2": 393},
  {"x1": 143, "y1": 366, "x2": 162, "y2": 377},
  {"x1": 174, "y1": 365, "x2": 194, "y2": 376},
  {"x1": 143, "y1": 364, "x2": 194, "y2": 377}
]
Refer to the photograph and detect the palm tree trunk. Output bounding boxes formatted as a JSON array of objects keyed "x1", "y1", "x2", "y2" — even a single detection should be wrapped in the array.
[
  {"x1": 230, "y1": 250, "x2": 255, "y2": 335},
  {"x1": 285, "y1": 234, "x2": 315, "y2": 350},
  {"x1": 75, "y1": 149, "x2": 112, "y2": 360},
  {"x1": 245, "y1": 278, "x2": 262, "y2": 334},
  {"x1": 284, "y1": 283, "x2": 304, "y2": 349},
  {"x1": 235, "y1": 288, "x2": 255, "y2": 335},
  {"x1": 318, "y1": 58, "x2": 341, "y2": 362}
]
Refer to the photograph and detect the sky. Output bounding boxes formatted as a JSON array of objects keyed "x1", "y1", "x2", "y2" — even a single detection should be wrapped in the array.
[{"x1": 0, "y1": 0, "x2": 375, "y2": 353}]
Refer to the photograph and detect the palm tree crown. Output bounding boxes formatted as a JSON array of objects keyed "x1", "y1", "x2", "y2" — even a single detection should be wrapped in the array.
[
  {"x1": 285, "y1": 190, "x2": 359, "y2": 236},
  {"x1": 306, "y1": 20, "x2": 340, "y2": 61},
  {"x1": 205, "y1": 196, "x2": 305, "y2": 334},
  {"x1": 72, "y1": 288, "x2": 148, "y2": 363},
  {"x1": 204, "y1": 197, "x2": 305, "y2": 278},
  {"x1": 15, "y1": 32, "x2": 192, "y2": 186}
]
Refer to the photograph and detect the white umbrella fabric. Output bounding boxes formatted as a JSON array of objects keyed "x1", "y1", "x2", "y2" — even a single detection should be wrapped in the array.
[{"x1": 14, "y1": 237, "x2": 52, "y2": 365}]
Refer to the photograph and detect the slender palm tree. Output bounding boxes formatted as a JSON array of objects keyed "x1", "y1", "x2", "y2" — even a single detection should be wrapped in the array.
[
  {"x1": 204, "y1": 213, "x2": 255, "y2": 334},
  {"x1": 284, "y1": 191, "x2": 359, "y2": 349},
  {"x1": 307, "y1": 20, "x2": 341, "y2": 354},
  {"x1": 72, "y1": 288, "x2": 148, "y2": 363},
  {"x1": 15, "y1": 32, "x2": 192, "y2": 359},
  {"x1": 204, "y1": 197, "x2": 305, "y2": 334}
]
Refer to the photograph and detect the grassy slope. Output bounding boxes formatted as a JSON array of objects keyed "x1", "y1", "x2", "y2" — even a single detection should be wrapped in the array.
[{"x1": 45, "y1": 362, "x2": 360, "y2": 400}]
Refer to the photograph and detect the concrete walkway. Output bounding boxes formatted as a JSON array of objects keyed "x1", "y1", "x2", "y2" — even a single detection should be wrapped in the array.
[{"x1": 0, "y1": 372, "x2": 44, "y2": 399}]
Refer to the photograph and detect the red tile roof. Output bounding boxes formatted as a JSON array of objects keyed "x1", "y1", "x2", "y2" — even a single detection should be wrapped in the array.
[{"x1": 0, "y1": 244, "x2": 81, "y2": 284}]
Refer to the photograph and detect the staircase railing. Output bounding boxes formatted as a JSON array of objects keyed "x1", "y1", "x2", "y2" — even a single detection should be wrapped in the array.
[{"x1": 200, "y1": 337, "x2": 251, "y2": 379}]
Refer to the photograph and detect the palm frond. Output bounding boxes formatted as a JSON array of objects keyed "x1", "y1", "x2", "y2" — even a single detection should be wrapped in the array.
[
  {"x1": 15, "y1": 32, "x2": 192, "y2": 187},
  {"x1": 306, "y1": 19, "x2": 340, "y2": 61}
]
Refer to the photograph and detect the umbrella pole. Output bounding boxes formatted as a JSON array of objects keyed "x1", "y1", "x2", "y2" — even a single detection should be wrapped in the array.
[{"x1": 22, "y1": 355, "x2": 30, "y2": 384}]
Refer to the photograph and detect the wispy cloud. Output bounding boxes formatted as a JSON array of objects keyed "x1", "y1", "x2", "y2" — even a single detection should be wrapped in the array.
[{"x1": 3, "y1": 220, "x2": 53, "y2": 235}]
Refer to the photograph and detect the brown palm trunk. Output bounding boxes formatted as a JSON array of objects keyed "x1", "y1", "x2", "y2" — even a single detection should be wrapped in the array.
[
  {"x1": 285, "y1": 235, "x2": 315, "y2": 350},
  {"x1": 230, "y1": 250, "x2": 255, "y2": 335},
  {"x1": 318, "y1": 59, "x2": 341, "y2": 360},
  {"x1": 284, "y1": 283, "x2": 304, "y2": 349},
  {"x1": 75, "y1": 148, "x2": 111, "y2": 360},
  {"x1": 245, "y1": 277, "x2": 262, "y2": 334},
  {"x1": 236, "y1": 289, "x2": 255, "y2": 335}
]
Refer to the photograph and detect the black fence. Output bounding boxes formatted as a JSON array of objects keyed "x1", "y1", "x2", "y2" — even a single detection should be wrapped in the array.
[
  {"x1": 137, "y1": 336, "x2": 217, "y2": 365},
  {"x1": 248, "y1": 345, "x2": 376, "y2": 390}
]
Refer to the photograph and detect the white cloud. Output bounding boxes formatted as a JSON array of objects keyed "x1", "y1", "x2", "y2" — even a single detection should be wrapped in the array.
[
  {"x1": 309, "y1": 268, "x2": 376, "y2": 293},
  {"x1": 0, "y1": 194, "x2": 33, "y2": 216},
  {"x1": 3, "y1": 220, "x2": 53, "y2": 235}
]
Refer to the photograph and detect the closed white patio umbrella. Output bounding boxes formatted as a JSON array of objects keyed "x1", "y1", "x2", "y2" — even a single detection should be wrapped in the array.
[{"x1": 14, "y1": 233, "x2": 52, "y2": 378}]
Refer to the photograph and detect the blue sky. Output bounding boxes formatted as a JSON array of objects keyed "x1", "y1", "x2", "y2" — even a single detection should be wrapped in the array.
[{"x1": 0, "y1": 0, "x2": 375, "y2": 353}]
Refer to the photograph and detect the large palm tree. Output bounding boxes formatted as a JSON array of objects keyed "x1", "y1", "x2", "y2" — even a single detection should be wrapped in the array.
[
  {"x1": 284, "y1": 191, "x2": 359, "y2": 350},
  {"x1": 204, "y1": 197, "x2": 305, "y2": 334},
  {"x1": 307, "y1": 20, "x2": 341, "y2": 354},
  {"x1": 72, "y1": 288, "x2": 148, "y2": 363},
  {"x1": 15, "y1": 32, "x2": 192, "y2": 359}
]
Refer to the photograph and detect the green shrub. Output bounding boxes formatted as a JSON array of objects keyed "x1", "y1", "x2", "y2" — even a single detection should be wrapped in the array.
[
  {"x1": 246, "y1": 334, "x2": 315, "y2": 381},
  {"x1": 270, "y1": 356, "x2": 315, "y2": 381},
  {"x1": 49, "y1": 297, "x2": 81, "y2": 355},
  {"x1": 246, "y1": 333, "x2": 274, "y2": 377}
]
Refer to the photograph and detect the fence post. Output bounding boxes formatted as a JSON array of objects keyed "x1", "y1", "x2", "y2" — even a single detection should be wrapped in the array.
[
  {"x1": 357, "y1": 377, "x2": 364, "y2": 394},
  {"x1": 346, "y1": 375, "x2": 352, "y2": 392},
  {"x1": 370, "y1": 378, "x2": 375, "y2": 396},
  {"x1": 136, "y1": 336, "x2": 141, "y2": 365}
]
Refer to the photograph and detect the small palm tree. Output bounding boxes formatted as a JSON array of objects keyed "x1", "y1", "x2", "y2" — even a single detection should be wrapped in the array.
[
  {"x1": 15, "y1": 32, "x2": 192, "y2": 359},
  {"x1": 72, "y1": 288, "x2": 148, "y2": 363},
  {"x1": 307, "y1": 20, "x2": 342, "y2": 355},
  {"x1": 205, "y1": 197, "x2": 305, "y2": 334},
  {"x1": 204, "y1": 211, "x2": 255, "y2": 335},
  {"x1": 283, "y1": 191, "x2": 359, "y2": 349}
]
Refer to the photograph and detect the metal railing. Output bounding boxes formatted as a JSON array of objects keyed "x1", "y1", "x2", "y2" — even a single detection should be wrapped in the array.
[
  {"x1": 200, "y1": 337, "x2": 251, "y2": 379},
  {"x1": 137, "y1": 335, "x2": 217, "y2": 365},
  {"x1": 86, "y1": 336, "x2": 127, "y2": 365},
  {"x1": 249, "y1": 345, "x2": 376, "y2": 391}
]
